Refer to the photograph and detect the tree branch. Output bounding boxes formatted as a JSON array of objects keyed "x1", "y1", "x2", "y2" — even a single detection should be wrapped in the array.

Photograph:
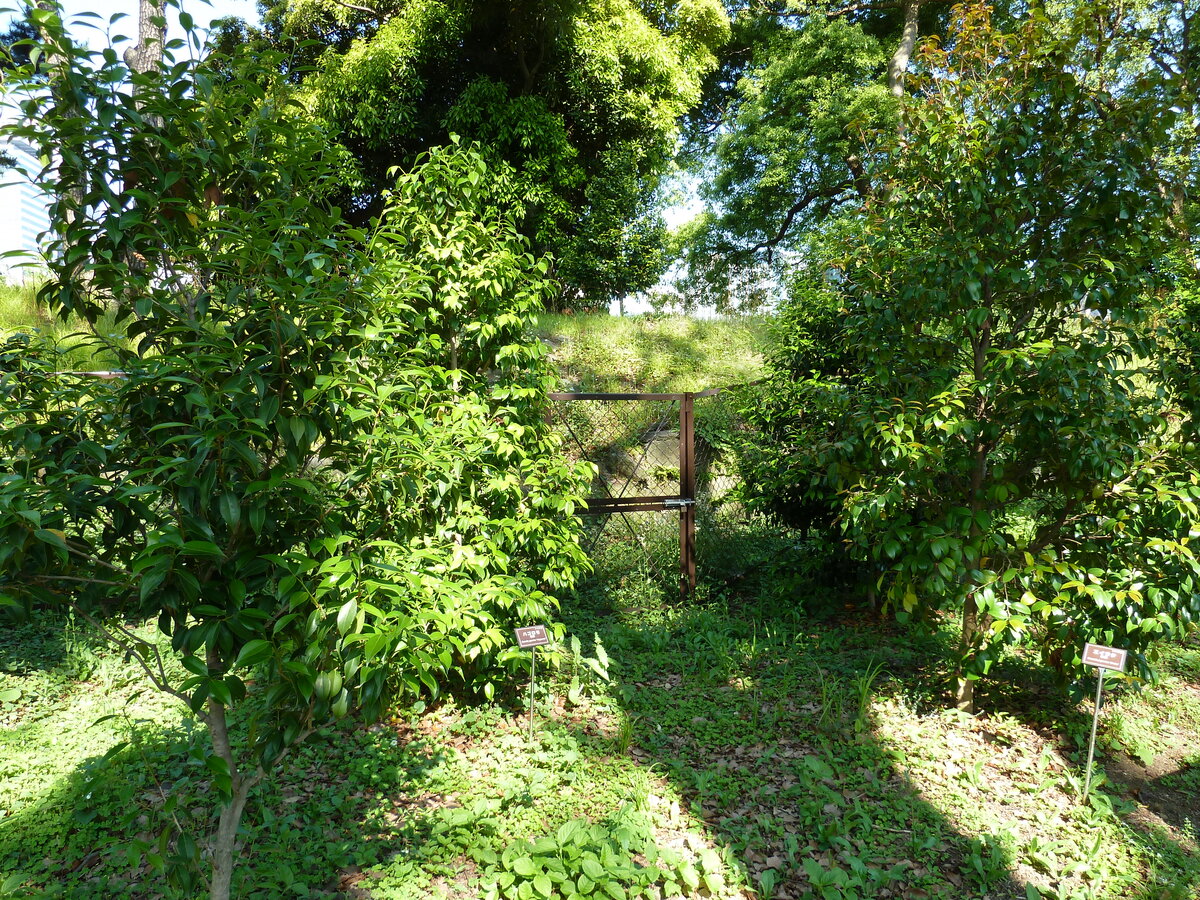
[
  {"x1": 751, "y1": 183, "x2": 854, "y2": 262},
  {"x1": 829, "y1": 0, "x2": 906, "y2": 17},
  {"x1": 68, "y1": 601, "x2": 192, "y2": 707},
  {"x1": 63, "y1": 538, "x2": 134, "y2": 575},
  {"x1": 329, "y1": 0, "x2": 380, "y2": 15}
]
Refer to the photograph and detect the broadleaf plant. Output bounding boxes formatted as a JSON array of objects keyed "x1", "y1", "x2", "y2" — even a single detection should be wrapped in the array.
[
  {"x1": 738, "y1": 3, "x2": 1200, "y2": 712},
  {"x1": 0, "y1": 6, "x2": 589, "y2": 898}
]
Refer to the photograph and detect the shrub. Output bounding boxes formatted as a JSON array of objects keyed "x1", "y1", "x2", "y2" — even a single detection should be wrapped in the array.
[{"x1": 0, "y1": 15, "x2": 588, "y2": 898}]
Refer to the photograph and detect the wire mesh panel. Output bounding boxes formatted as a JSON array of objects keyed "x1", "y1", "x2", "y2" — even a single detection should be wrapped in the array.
[
  {"x1": 550, "y1": 387, "x2": 789, "y2": 600},
  {"x1": 692, "y1": 390, "x2": 781, "y2": 587},
  {"x1": 549, "y1": 394, "x2": 684, "y2": 591}
]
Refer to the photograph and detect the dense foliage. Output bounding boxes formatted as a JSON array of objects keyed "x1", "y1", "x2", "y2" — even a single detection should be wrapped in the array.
[
  {"x1": 0, "y1": 11, "x2": 588, "y2": 897},
  {"x1": 671, "y1": 0, "x2": 939, "y2": 306},
  {"x1": 739, "y1": 3, "x2": 1200, "y2": 711},
  {"x1": 213, "y1": 0, "x2": 730, "y2": 309}
]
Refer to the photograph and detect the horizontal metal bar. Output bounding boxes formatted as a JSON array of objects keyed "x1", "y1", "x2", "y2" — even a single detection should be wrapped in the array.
[
  {"x1": 584, "y1": 496, "x2": 678, "y2": 511},
  {"x1": 550, "y1": 387, "x2": 735, "y2": 402},
  {"x1": 52, "y1": 370, "x2": 128, "y2": 379},
  {"x1": 579, "y1": 504, "x2": 669, "y2": 515},
  {"x1": 549, "y1": 392, "x2": 684, "y2": 401}
]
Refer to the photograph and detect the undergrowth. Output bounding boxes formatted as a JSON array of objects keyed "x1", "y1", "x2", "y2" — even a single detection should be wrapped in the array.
[
  {"x1": 0, "y1": 279, "x2": 122, "y2": 370},
  {"x1": 2, "y1": 592, "x2": 1197, "y2": 899}
]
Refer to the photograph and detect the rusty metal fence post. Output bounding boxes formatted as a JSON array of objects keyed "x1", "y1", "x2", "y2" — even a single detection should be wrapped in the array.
[
  {"x1": 679, "y1": 391, "x2": 696, "y2": 601},
  {"x1": 550, "y1": 386, "x2": 776, "y2": 603}
]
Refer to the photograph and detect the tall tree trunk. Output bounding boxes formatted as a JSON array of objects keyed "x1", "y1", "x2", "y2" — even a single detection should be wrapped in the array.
[
  {"x1": 955, "y1": 294, "x2": 993, "y2": 714},
  {"x1": 33, "y1": 2, "x2": 87, "y2": 284},
  {"x1": 124, "y1": 0, "x2": 166, "y2": 126},
  {"x1": 210, "y1": 779, "x2": 254, "y2": 900},
  {"x1": 888, "y1": 0, "x2": 921, "y2": 98},
  {"x1": 124, "y1": 0, "x2": 165, "y2": 75}
]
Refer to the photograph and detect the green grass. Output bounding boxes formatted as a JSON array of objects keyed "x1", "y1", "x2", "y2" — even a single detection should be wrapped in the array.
[
  {"x1": 3, "y1": 595, "x2": 1197, "y2": 900},
  {"x1": 0, "y1": 279, "x2": 123, "y2": 370},
  {"x1": 0, "y1": 281, "x2": 41, "y2": 332},
  {"x1": 1, "y1": 288, "x2": 766, "y2": 387},
  {"x1": 535, "y1": 313, "x2": 770, "y2": 394},
  {"x1": 3, "y1": 300, "x2": 1196, "y2": 899}
]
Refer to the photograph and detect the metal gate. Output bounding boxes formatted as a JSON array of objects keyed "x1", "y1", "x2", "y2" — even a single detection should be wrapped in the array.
[{"x1": 549, "y1": 390, "x2": 731, "y2": 599}]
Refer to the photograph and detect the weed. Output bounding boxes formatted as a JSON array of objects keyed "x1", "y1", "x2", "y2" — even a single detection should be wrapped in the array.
[
  {"x1": 614, "y1": 714, "x2": 636, "y2": 755},
  {"x1": 965, "y1": 833, "x2": 1010, "y2": 887},
  {"x1": 60, "y1": 612, "x2": 102, "y2": 682},
  {"x1": 853, "y1": 656, "x2": 886, "y2": 729},
  {"x1": 565, "y1": 633, "x2": 612, "y2": 707},
  {"x1": 815, "y1": 666, "x2": 845, "y2": 732}
]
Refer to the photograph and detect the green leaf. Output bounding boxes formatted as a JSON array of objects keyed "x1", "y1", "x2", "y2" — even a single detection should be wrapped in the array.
[
  {"x1": 581, "y1": 856, "x2": 605, "y2": 881},
  {"x1": 234, "y1": 639, "x2": 272, "y2": 669},
  {"x1": 219, "y1": 491, "x2": 241, "y2": 527},
  {"x1": 556, "y1": 819, "x2": 580, "y2": 846},
  {"x1": 33, "y1": 528, "x2": 67, "y2": 550},
  {"x1": 2, "y1": 872, "x2": 28, "y2": 892},
  {"x1": 337, "y1": 599, "x2": 358, "y2": 635},
  {"x1": 181, "y1": 540, "x2": 223, "y2": 558},
  {"x1": 512, "y1": 858, "x2": 536, "y2": 878},
  {"x1": 679, "y1": 864, "x2": 700, "y2": 891}
]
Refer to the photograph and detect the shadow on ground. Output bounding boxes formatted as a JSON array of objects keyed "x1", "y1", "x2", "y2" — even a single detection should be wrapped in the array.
[
  {"x1": 0, "y1": 677, "x2": 450, "y2": 899},
  {"x1": 2, "y1": 585, "x2": 1197, "y2": 900},
  {"x1": 553, "y1": 574, "x2": 1200, "y2": 900}
]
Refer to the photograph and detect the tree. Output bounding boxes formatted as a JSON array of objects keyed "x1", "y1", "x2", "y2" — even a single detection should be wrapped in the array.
[
  {"x1": 0, "y1": 13, "x2": 589, "y2": 898},
  {"x1": 742, "y1": 2, "x2": 1200, "y2": 712},
  {"x1": 674, "y1": 1, "x2": 1055, "y2": 307},
  {"x1": 0, "y1": 15, "x2": 38, "y2": 70},
  {"x1": 670, "y1": 0, "x2": 929, "y2": 304},
  {"x1": 212, "y1": 0, "x2": 730, "y2": 309}
]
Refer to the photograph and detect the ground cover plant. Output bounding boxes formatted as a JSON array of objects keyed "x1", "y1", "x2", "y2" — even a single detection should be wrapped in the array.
[{"x1": 2, "y1": 575, "x2": 1198, "y2": 899}]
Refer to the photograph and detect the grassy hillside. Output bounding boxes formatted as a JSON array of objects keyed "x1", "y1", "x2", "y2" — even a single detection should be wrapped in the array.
[
  {"x1": 1, "y1": 288, "x2": 768, "y2": 389},
  {"x1": 0, "y1": 279, "x2": 121, "y2": 370},
  {"x1": 536, "y1": 314, "x2": 770, "y2": 394}
]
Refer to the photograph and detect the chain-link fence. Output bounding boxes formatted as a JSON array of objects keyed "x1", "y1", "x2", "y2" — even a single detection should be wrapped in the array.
[{"x1": 549, "y1": 388, "x2": 783, "y2": 599}]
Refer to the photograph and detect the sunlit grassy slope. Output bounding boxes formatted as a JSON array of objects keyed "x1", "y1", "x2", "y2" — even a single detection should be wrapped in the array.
[
  {"x1": 0, "y1": 279, "x2": 122, "y2": 370},
  {"x1": 535, "y1": 313, "x2": 770, "y2": 394},
  {"x1": 1, "y1": 286, "x2": 767, "y2": 387}
]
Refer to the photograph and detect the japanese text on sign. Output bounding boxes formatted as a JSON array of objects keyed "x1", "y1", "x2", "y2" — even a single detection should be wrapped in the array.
[
  {"x1": 1082, "y1": 643, "x2": 1127, "y2": 672},
  {"x1": 515, "y1": 625, "x2": 550, "y2": 649}
]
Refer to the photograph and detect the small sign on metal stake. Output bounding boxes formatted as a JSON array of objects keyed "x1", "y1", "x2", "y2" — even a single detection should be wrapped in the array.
[
  {"x1": 1081, "y1": 642, "x2": 1127, "y2": 802},
  {"x1": 516, "y1": 626, "x2": 551, "y2": 743}
]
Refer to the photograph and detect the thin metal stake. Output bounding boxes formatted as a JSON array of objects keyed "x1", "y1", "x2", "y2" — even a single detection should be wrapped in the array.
[
  {"x1": 1083, "y1": 668, "x2": 1105, "y2": 802},
  {"x1": 528, "y1": 646, "x2": 536, "y2": 744}
]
